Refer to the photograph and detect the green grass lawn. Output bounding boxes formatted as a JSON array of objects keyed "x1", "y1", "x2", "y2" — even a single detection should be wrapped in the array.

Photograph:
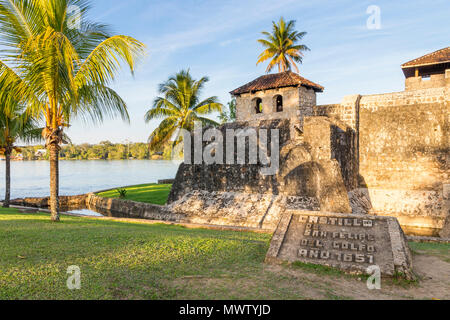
[
  {"x1": 97, "y1": 184, "x2": 172, "y2": 205},
  {"x1": 0, "y1": 208, "x2": 272, "y2": 299},
  {"x1": 409, "y1": 241, "x2": 450, "y2": 263},
  {"x1": 1, "y1": 208, "x2": 449, "y2": 300}
]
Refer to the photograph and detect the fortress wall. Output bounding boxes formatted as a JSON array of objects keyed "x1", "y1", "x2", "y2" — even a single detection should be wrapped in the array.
[
  {"x1": 318, "y1": 87, "x2": 449, "y2": 235},
  {"x1": 303, "y1": 116, "x2": 358, "y2": 191},
  {"x1": 357, "y1": 87, "x2": 449, "y2": 235},
  {"x1": 298, "y1": 86, "x2": 317, "y2": 126},
  {"x1": 168, "y1": 119, "x2": 352, "y2": 214},
  {"x1": 316, "y1": 94, "x2": 360, "y2": 130},
  {"x1": 358, "y1": 87, "x2": 449, "y2": 191}
]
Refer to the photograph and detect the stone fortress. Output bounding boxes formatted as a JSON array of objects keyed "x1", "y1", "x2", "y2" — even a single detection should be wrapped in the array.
[
  {"x1": 13, "y1": 48, "x2": 448, "y2": 277},
  {"x1": 168, "y1": 47, "x2": 449, "y2": 238}
]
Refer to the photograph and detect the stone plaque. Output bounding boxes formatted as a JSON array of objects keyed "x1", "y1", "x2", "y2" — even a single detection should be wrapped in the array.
[{"x1": 265, "y1": 210, "x2": 414, "y2": 278}]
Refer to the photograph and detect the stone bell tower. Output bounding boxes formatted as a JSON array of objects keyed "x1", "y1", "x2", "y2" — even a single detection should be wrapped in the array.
[{"x1": 230, "y1": 71, "x2": 324, "y2": 125}]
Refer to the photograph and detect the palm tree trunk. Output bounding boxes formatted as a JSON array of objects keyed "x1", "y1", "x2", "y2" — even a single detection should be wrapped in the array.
[
  {"x1": 49, "y1": 144, "x2": 60, "y2": 221},
  {"x1": 3, "y1": 151, "x2": 11, "y2": 208}
]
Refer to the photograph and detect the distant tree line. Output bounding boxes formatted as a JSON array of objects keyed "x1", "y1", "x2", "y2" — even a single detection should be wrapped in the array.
[{"x1": 13, "y1": 141, "x2": 175, "y2": 161}]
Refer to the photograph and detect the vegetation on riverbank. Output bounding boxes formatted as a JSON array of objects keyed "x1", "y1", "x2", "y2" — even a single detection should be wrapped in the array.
[
  {"x1": 98, "y1": 184, "x2": 172, "y2": 205},
  {"x1": 1, "y1": 209, "x2": 449, "y2": 300},
  {"x1": 11, "y1": 142, "x2": 177, "y2": 161}
]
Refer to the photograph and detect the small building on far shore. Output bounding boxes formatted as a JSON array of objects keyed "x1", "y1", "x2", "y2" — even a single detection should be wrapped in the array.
[
  {"x1": 35, "y1": 149, "x2": 47, "y2": 158},
  {"x1": 12, "y1": 154, "x2": 24, "y2": 161}
]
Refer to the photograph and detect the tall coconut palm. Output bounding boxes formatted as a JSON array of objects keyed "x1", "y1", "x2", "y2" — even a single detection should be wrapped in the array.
[
  {"x1": 257, "y1": 17, "x2": 310, "y2": 73},
  {"x1": 0, "y1": 97, "x2": 41, "y2": 207},
  {"x1": 0, "y1": 0, "x2": 145, "y2": 221},
  {"x1": 145, "y1": 70, "x2": 222, "y2": 152}
]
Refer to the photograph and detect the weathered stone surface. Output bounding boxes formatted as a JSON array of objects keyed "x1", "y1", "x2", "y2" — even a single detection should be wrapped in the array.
[
  {"x1": 405, "y1": 73, "x2": 449, "y2": 91},
  {"x1": 440, "y1": 216, "x2": 450, "y2": 238},
  {"x1": 157, "y1": 179, "x2": 175, "y2": 184},
  {"x1": 348, "y1": 188, "x2": 447, "y2": 236},
  {"x1": 265, "y1": 210, "x2": 414, "y2": 279},
  {"x1": 235, "y1": 86, "x2": 317, "y2": 123},
  {"x1": 85, "y1": 191, "x2": 314, "y2": 232},
  {"x1": 168, "y1": 190, "x2": 319, "y2": 231},
  {"x1": 10, "y1": 81, "x2": 448, "y2": 239},
  {"x1": 348, "y1": 189, "x2": 372, "y2": 215},
  {"x1": 316, "y1": 86, "x2": 449, "y2": 236},
  {"x1": 168, "y1": 118, "x2": 352, "y2": 214},
  {"x1": 408, "y1": 235, "x2": 450, "y2": 244},
  {"x1": 10, "y1": 194, "x2": 87, "y2": 208},
  {"x1": 86, "y1": 194, "x2": 183, "y2": 222}
]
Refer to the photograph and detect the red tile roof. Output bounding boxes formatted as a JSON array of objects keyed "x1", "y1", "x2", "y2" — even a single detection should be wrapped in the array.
[
  {"x1": 402, "y1": 47, "x2": 450, "y2": 68},
  {"x1": 230, "y1": 71, "x2": 324, "y2": 95}
]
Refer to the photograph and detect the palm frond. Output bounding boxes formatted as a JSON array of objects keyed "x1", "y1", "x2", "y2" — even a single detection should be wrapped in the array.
[
  {"x1": 145, "y1": 104, "x2": 180, "y2": 122},
  {"x1": 74, "y1": 35, "x2": 146, "y2": 87},
  {"x1": 257, "y1": 17, "x2": 309, "y2": 73},
  {"x1": 145, "y1": 70, "x2": 222, "y2": 149},
  {"x1": 147, "y1": 116, "x2": 178, "y2": 151},
  {"x1": 71, "y1": 84, "x2": 130, "y2": 124}
]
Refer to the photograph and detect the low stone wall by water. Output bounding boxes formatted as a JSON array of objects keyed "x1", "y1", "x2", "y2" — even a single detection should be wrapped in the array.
[
  {"x1": 9, "y1": 190, "x2": 317, "y2": 233},
  {"x1": 11, "y1": 194, "x2": 88, "y2": 208},
  {"x1": 86, "y1": 191, "x2": 320, "y2": 232},
  {"x1": 85, "y1": 194, "x2": 184, "y2": 222}
]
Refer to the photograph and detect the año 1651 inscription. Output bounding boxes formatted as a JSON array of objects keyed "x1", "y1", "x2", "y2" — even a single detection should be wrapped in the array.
[{"x1": 265, "y1": 210, "x2": 414, "y2": 278}]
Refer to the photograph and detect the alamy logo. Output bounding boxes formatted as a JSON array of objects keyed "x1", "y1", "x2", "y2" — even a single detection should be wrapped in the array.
[
  {"x1": 67, "y1": 5, "x2": 82, "y2": 30},
  {"x1": 366, "y1": 265, "x2": 381, "y2": 290},
  {"x1": 366, "y1": 5, "x2": 381, "y2": 30},
  {"x1": 67, "y1": 265, "x2": 81, "y2": 290},
  {"x1": 172, "y1": 122, "x2": 280, "y2": 176}
]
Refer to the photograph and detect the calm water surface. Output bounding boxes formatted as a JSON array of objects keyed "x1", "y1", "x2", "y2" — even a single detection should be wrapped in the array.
[{"x1": 0, "y1": 160, "x2": 181, "y2": 200}]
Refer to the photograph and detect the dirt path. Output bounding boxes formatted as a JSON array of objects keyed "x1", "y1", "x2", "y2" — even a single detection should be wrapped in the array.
[
  {"x1": 173, "y1": 253, "x2": 450, "y2": 300},
  {"x1": 270, "y1": 254, "x2": 449, "y2": 300}
]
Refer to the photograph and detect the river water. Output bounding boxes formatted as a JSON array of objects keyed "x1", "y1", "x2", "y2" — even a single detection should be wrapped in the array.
[{"x1": 0, "y1": 160, "x2": 181, "y2": 200}]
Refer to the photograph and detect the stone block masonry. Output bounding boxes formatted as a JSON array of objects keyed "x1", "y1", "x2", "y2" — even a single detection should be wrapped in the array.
[
  {"x1": 11, "y1": 194, "x2": 88, "y2": 208},
  {"x1": 405, "y1": 72, "x2": 450, "y2": 91},
  {"x1": 235, "y1": 86, "x2": 317, "y2": 126},
  {"x1": 168, "y1": 118, "x2": 352, "y2": 214},
  {"x1": 318, "y1": 86, "x2": 449, "y2": 236},
  {"x1": 266, "y1": 211, "x2": 414, "y2": 279}
]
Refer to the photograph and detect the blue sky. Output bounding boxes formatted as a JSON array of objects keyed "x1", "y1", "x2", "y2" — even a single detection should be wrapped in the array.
[{"x1": 65, "y1": 0, "x2": 450, "y2": 144}]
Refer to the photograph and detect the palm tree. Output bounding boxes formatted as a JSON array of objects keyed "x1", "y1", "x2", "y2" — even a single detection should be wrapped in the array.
[
  {"x1": 219, "y1": 99, "x2": 236, "y2": 124},
  {"x1": 0, "y1": 97, "x2": 41, "y2": 207},
  {"x1": 257, "y1": 17, "x2": 310, "y2": 73},
  {"x1": 145, "y1": 70, "x2": 222, "y2": 152},
  {"x1": 0, "y1": 0, "x2": 145, "y2": 221}
]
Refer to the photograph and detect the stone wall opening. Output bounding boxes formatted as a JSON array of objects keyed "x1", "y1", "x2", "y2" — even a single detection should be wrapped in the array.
[
  {"x1": 253, "y1": 97, "x2": 263, "y2": 114},
  {"x1": 274, "y1": 95, "x2": 283, "y2": 112}
]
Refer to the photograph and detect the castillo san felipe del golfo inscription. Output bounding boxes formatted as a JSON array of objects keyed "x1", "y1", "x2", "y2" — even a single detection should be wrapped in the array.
[
  {"x1": 265, "y1": 210, "x2": 414, "y2": 276},
  {"x1": 298, "y1": 215, "x2": 376, "y2": 265}
]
